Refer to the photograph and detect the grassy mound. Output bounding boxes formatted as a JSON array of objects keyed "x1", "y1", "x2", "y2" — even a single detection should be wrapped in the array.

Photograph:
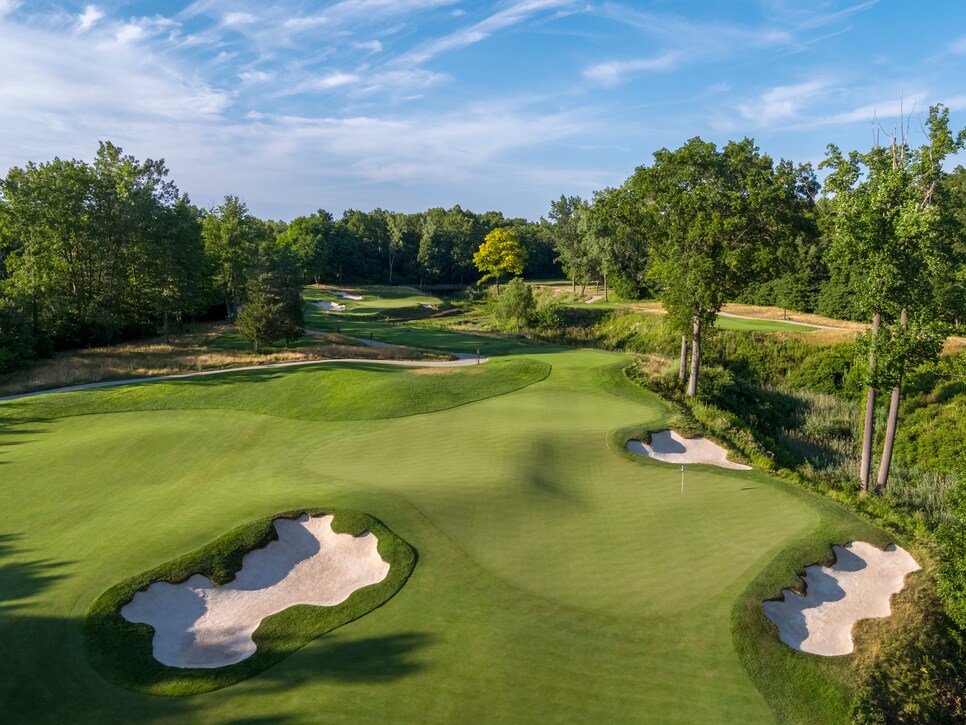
[
  {"x1": 85, "y1": 508, "x2": 416, "y2": 696},
  {"x1": 0, "y1": 357, "x2": 551, "y2": 423}
]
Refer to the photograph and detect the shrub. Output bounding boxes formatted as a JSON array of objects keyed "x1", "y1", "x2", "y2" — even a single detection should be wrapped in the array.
[
  {"x1": 535, "y1": 300, "x2": 563, "y2": 331},
  {"x1": 493, "y1": 277, "x2": 535, "y2": 331}
]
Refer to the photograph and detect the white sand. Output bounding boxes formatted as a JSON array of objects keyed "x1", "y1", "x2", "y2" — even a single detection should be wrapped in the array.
[
  {"x1": 585, "y1": 295, "x2": 603, "y2": 304},
  {"x1": 333, "y1": 291, "x2": 364, "y2": 301},
  {"x1": 121, "y1": 514, "x2": 390, "y2": 668},
  {"x1": 626, "y1": 430, "x2": 752, "y2": 470},
  {"x1": 763, "y1": 541, "x2": 920, "y2": 656},
  {"x1": 314, "y1": 301, "x2": 346, "y2": 311}
]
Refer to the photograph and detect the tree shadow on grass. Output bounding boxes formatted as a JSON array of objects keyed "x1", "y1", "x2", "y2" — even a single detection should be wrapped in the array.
[
  {"x1": 0, "y1": 533, "x2": 69, "y2": 607},
  {"x1": 0, "y1": 416, "x2": 51, "y2": 466},
  {"x1": 243, "y1": 631, "x2": 434, "y2": 692},
  {"x1": 516, "y1": 436, "x2": 580, "y2": 501}
]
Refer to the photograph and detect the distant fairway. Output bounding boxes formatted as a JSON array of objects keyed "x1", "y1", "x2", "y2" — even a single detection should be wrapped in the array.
[
  {"x1": 304, "y1": 285, "x2": 444, "y2": 314},
  {"x1": 0, "y1": 302, "x2": 886, "y2": 723},
  {"x1": 715, "y1": 315, "x2": 818, "y2": 332}
]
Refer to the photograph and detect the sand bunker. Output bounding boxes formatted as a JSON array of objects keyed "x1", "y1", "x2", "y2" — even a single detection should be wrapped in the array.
[
  {"x1": 333, "y1": 291, "x2": 363, "y2": 301},
  {"x1": 314, "y1": 301, "x2": 346, "y2": 311},
  {"x1": 763, "y1": 541, "x2": 920, "y2": 656},
  {"x1": 121, "y1": 514, "x2": 390, "y2": 668},
  {"x1": 626, "y1": 430, "x2": 751, "y2": 470}
]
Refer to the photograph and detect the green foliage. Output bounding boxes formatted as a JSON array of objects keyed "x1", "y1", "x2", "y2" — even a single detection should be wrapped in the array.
[
  {"x1": 84, "y1": 508, "x2": 416, "y2": 695},
  {"x1": 473, "y1": 228, "x2": 526, "y2": 291},
  {"x1": 0, "y1": 142, "x2": 205, "y2": 357},
  {"x1": 492, "y1": 277, "x2": 536, "y2": 331},
  {"x1": 936, "y1": 480, "x2": 966, "y2": 629},
  {"x1": 784, "y1": 343, "x2": 858, "y2": 394},
  {"x1": 535, "y1": 299, "x2": 564, "y2": 331}
]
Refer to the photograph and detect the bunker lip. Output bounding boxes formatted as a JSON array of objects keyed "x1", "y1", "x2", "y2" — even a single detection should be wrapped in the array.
[
  {"x1": 626, "y1": 429, "x2": 751, "y2": 470},
  {"x1": 763, "y1": 541, "x2": 920, "y2": 656},
  {"x1": 121, "y1": 514, "x2": 390, "y2": 669}
]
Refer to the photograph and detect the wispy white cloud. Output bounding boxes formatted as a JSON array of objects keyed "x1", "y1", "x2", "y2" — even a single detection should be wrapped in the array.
[
  {"x1": 238, "y1": 69, "x2": 273, "y2": 84},
  {"x1": 583, "y1": 53, "x2": 679, "y2": 86},
  {"x1": 402, "y1": 0, "x2": 576, "y2": 65},
  {"x1": 353, "y1": 40, "x2": 383, "y2": 54},
  {"x1": 738, "y1": 80, "x2": 832, "y2": 125},
  {"x1": 782, "y1": 0, "x2": 880, "y2": 32},
  {"x1": 223, "y1": 12, "x2": 257, "y2": 27},
  {"x1": 0, "y1": 0, "x2": 21, "y2": 20},
  {"x1": 950, "y1": 36, "x2": 966, "y2": 54},
  {"x1": 77, "y1": 5, "x2": 103, "y2": 32},
  {"x1": 289, "y1": 72, "x2": 361, "y2": 94}
]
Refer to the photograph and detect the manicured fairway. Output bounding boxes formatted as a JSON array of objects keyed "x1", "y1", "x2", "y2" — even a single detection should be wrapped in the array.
[
  {"x1": 715, "y1": 316, "x2": 818, "y2": 332},
  {"x1": 0, "y1": 320, "x2": 879, "y2": 722}
]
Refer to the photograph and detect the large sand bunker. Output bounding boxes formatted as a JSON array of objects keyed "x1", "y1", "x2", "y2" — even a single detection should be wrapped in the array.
[
  {"x1": 763, "y1": 541, "x2": 920, "y2": 656},
  {"x1": 333, "y1": 291, "x2": 363, "y2": 301},
  {"x1": 626, "y1": 430, "x2": 751, "y2": 470},
  {"x1": 121, "y1": 514, "x2": 390, "y2": 668},
  {"x1": 314, "y1": 301, "x2": 346, "y2": 311}
]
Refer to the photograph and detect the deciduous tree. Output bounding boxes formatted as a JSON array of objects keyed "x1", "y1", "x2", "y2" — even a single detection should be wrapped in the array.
[{"x1": 473, "y1": 228, "x2": 526, "y2": 294}]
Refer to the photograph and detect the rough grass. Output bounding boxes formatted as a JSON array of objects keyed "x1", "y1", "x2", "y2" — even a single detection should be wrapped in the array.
[
  {"x1": 0, "y1": 323, "x2": 447, "y2": 398},
  {"x1": 85, "y1": 508, "x2": 416, "y2": 696}
]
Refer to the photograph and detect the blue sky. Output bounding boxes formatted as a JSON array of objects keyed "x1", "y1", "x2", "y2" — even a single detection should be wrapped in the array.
[{"x1": 1, "y1": 0, "x2": 965, "y2": 221}]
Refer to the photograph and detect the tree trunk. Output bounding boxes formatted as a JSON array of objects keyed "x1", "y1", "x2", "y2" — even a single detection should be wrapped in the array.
[
  {"x1": 876, "y1": 308, "x2": 907, "y2": 494},
  {"x1": 603, "y1": 273, "x2": 608, "y2": 302},
  {"x1": 571, "y1": 277, "x2": 576, "y2": 294},
  {"x1": 859, "y1": 309, "x2": 882, "y2": 493},
  {"x1": 679, "y1": 335, "x2": 688, "y2": 381},
  {"x1": 686, "y1": 317, "x2": 701, "y2": 397},
  {"x1": 388, "y1": 257, "x2": 394, "y2": 285},
  {"x1": 495, "y1": 276, "x2": 500, "y2": 295}
]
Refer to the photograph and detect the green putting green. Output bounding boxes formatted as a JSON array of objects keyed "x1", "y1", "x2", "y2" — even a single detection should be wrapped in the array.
[
  {"x1": 0, "y1": 315, "x2": 884, "y2": 722},
  {"x1": 304, "y1": 285, "x2": 444, "y2": 314}
]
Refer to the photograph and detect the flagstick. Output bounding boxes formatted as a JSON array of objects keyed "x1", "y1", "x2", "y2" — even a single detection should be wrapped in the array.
[{"x1": 681, "y1": 464, "x2": 685, "y2": 495}]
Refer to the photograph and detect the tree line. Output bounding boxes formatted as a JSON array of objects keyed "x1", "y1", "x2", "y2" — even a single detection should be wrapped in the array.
[
  {"x1": 541, "y1": 104, "x2": 966, "y2": 493},
  {"x1": 0, "y1": 142, "x2": 558, "y2": 370}
]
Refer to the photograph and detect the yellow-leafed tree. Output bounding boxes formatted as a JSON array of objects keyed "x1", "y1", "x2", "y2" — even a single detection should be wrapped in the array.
[{"x1": 473, "y1": 228, "x2": 527, "y2": 294}]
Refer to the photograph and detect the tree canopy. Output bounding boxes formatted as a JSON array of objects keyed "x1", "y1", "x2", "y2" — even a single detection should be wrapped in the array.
[{"x1": 473, "y1": 228, "x2": 527, "y2": 293}]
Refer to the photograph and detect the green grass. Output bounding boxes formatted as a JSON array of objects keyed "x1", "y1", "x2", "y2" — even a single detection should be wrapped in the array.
[
  {"x1": 0, "y1": 358, "x2": 550, "y2": 423},
  {"x1": 303, "y1": 285, "x2": 444, "y2": 314},
  {"x1": 0, "y1": 317, "x2": 892, "y2": 723},
  {"x1": 715, "y1": 316, "x2": 818, "y2": 332},
  {"x1": 85, "y1": 508, "x2": 416, "y2": 696}
]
